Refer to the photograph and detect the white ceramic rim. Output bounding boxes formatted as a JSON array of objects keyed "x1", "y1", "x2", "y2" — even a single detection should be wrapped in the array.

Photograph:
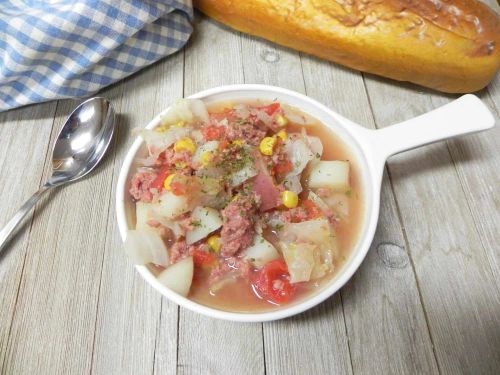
[{"x1": 116, "y1": 84, "x2": 384, "y2": 322}]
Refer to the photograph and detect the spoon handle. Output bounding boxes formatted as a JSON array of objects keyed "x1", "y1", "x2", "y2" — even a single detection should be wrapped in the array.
[{"x1": 0, "y1": 183, "x2": 53, "y2": 255}]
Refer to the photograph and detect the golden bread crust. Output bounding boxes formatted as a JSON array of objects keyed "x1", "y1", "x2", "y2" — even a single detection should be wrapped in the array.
[{"x1": 194, "y1": 0, "x2": 500, "y2": 93}]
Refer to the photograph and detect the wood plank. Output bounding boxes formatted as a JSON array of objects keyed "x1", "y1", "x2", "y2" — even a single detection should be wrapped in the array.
[
  {"x1": 90, "y1": 54, "x2": 185, "y2": 375},
  {"x1": 183, "y1": 17, "x2": 245, "y2": 97},
  {"x1": 430, "y1": 88, "x2": 500, "y2": 289},
  {"x1": 263, "y1": 301, "x2": 352, "y2": 375},
  {"x1": 488, "y1": 75, "x2": 500, "y2": 121},
  {"x1": 241, "y1": 36, "x2": 305, "y2": 92},
  {"x1": 363, "y1": 74, "x2": 500, "y2": 374},
  {"x1": 239, "y1": 35, "x2": 355, "y2": 375},
  {"x1": 177, "y1": 16, "x2": 265, "y2": 375},
  {"x1": 489, "y1": 74, "x2": 500, "y2": 115},
  {"x1": 0, "y1": 103, "x2": 57, "y2": 372},
  {"x1": 300, "y1": 57, "x2": 439, "y2": 374},
  {"x1": 1, "y1": 82, "x2": 124, "y2": 374},
  {"x1": 448, "y1": 1, "x2": 500, "y2": 285}
]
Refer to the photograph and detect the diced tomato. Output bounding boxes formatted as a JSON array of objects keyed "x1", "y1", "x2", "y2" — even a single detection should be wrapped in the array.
[
  {"x1": 252, "y1": 259, "x2": 295, "y2": 304},
  {"x1": 170, "y1": 181, "x2": 186, "y2": 196},
  {"x1": 257, "y1": 103, "x2": 281, "y2": 116},
  {"x1": 303, "y1": 199, "x2": 322, "y2": 220},
  {"x1": 210, "y1": 109, "x2": 238, "y2": 122},
  {"x1": 273, "y1": 159, "x2": 293, "y2": 177},
  {"x1": 149, "y1": 165, "x2": 170, "y2": 191},
  {"x1": 202, "y1": 125, "x2": 225, "y2": 141},
  {"x1": 218, "y1": 139, "x2": 230, "y2": 151},
  {"x1": 192, "y1": 250, "x2": 216, "y2": 268}
]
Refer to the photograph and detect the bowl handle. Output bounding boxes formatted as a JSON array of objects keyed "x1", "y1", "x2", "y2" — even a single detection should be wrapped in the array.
[{"x1": 369, "y1": 94, "x2": 495, "y2": 161}]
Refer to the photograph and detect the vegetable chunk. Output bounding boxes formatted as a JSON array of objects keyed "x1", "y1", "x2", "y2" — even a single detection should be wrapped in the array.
[
  {"x1": 157, "y1": 256, "x2": 194, "y2": 297},
  {"x1": 308, "y1": 161, "x2": 350, "y2": 192},
  {"x1": 244, "y1": 235, "x2": 280, "y2": 268},
  {"x1": 124, "y1": 229, "x2": 169, "y2": 267},
  {"x1": 186, "y1": 206, "x2": 223, "y2": 245},
  {"x1": 157, "y1": 191, "x2": 190, "y2": 219}
]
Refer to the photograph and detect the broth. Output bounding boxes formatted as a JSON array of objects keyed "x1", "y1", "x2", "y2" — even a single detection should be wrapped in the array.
[{"x1": 182, "y1": 100, "x2": 365, "y2": 312}]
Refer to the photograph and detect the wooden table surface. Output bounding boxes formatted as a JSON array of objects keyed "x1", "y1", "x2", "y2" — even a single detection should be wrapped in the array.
[{"x1": 1, "y1": 6, "x2": 500, "y2": 375}]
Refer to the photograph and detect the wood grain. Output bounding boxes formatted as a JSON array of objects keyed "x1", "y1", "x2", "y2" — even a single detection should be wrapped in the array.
[
  {"x1": 177, "y1": 16, "x2": 265, "y2": 375},
  {"x1": 241, "y1": 35, "x2": 305, "y2": 93},
  {"x1": 363, "y1": 75, "x2": 500, "y2": 374},
  {"x1": 0, "y1": 86, "x2": 121, "y2": 375},
  {"x1": 301, "y1": 56, "x2": 440, "y2": 375},
  {"x1": 0, "y1": 103, "x2": 57, "y2": 373},
  {"x1": 431, "y1": 89, "x2": 500, "y2": 289},
  {"x1": 263, "y1": 302, "x2": 353, "y2": 375},
  {"x1": 489, "y1": 73, "x2": 500, "y2": 115}
]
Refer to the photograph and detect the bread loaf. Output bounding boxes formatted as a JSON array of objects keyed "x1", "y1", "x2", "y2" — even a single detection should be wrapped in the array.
[{"x1": 194, "y1": 0, "x2": 500, "y2": 93}]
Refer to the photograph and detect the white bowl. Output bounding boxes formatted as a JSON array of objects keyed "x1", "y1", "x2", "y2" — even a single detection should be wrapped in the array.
[{"x1": 116, "y1": 84, "x2": 494, "y2": 322}]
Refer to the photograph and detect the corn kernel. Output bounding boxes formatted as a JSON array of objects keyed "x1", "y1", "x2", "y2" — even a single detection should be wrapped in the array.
[
  {"x1": 200, "y1": 151, "x2": 214, "y2": 167},
  {"x1": 232, "y1": 139, "x2": 244, "y2": 146},
  {"x1": 163, "y1": 174, "x2": 176, "y2": 190},
  {"x1": 155, "y1": 124, "x2": 169, "y2": 133},
  {"x1": 174, "y1": 137, "x2": 196, "y2": 154},
  {"x1": 156, "y1": 120, "x2": 185, "y2": 132},
  {"x1": 259, "y1": 136, "x2": 277, "y2": 156},
  {"x1": 207, "y1": 235, "x2": 221, "y2": 253},
  {"x1": 275, "y1": 115, "x2": 288, "y2": 127},
  {"x1": 282, "y1": 190, "x2": 299, "y2": 209},
  {"x1": 172, "y1": 120, "x2": 185, "y2": 128},
  {"x1": 276, "y1": 130, "x2": 287, "y2": 142}
]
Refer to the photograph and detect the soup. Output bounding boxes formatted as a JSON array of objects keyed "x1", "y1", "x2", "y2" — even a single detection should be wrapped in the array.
[{"x1": 125, "y1": 98, "x2": 363, "y2": 312}]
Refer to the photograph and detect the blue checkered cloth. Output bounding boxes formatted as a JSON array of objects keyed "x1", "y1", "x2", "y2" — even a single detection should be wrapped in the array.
[{"x1": 0, "y1": 0, "x2": 193, "y2": 112}]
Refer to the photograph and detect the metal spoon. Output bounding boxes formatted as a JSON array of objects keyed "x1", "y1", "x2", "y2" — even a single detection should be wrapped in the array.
[{"x1": 0, "y1": 97, "x2": 115, "y2": 254}]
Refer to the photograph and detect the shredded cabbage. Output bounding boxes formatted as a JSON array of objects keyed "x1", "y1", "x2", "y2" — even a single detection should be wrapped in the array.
[
  {"x1": 124, "y1": 229, "x2": 169, "y2": 267},
  {"x1": 283, "y1": 174, "x2": 303, "y2": 194},
  {"x1": 159, "y1": 99, "x2": 195, "y2": 125},
  {"x1": 279, "y1": 218, "x2": 338, "y2": 282},
  {"x1": 140, "y1": 127, "x2": 190, "y2": 158},
  {"x1": 189, "y1": 99, "x2": 209, "y2": 123},
  {"x1": 307, "y1": 136, "x2": 323, "y2": 157},
  {"x1": 280, "y1": 242, "x2": 315, "y2": 283},
  {"x1": 282, "y1": 105, "x2": 316, "y2": 126},
  {"x1": 234, "y1": 104, "x2": 250, "y2": 120},
  {"x1": 135, "y1": 202, "x2": 184, "y2": 238},
  {"x1": 230, "y1": 163, "x2": 258, "y2": 187},
  {"x1": 285, "y1": 137, "x2": 315, "y2": 176}
]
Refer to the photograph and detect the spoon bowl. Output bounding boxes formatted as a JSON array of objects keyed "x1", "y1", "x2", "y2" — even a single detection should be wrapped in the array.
[
  {"x1": 0, "y1": 97, "x2": 115, "y2": 253},
  {"x1": 50, "y1": 98, "x2": 115, "y2": 186}
]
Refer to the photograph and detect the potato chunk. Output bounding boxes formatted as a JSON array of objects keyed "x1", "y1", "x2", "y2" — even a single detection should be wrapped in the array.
[{"x1": 308, "y1": 161, "x2": 349, "y2": 192}]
